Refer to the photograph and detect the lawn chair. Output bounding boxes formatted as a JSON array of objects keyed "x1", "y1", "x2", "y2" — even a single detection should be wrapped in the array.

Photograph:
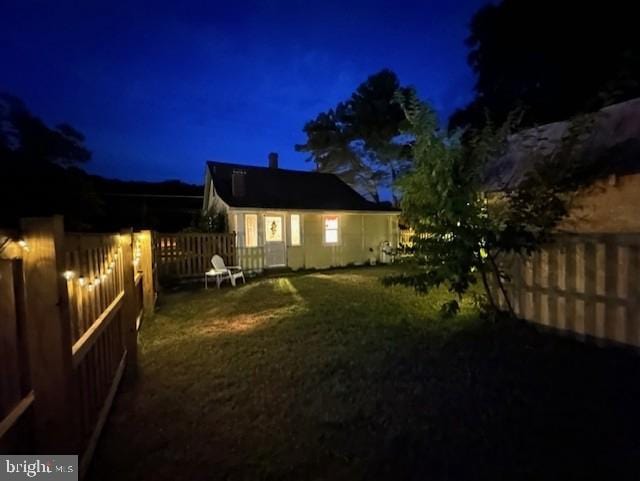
[{"x1": 205, "y1": 254, "x2": 246, "y2": 289}]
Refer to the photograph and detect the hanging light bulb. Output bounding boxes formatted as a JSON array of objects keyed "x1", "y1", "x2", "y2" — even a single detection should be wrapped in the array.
[
  {"x1": 78, "y1": 276, "x2": 86, "y2": 286},
  {"x1": 63, "y1": 271, "x2": 74, "y2": 280}
]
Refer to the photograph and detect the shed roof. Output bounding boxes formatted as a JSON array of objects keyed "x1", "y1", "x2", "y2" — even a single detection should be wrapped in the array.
[
  {"x1": 484, "y1": 98, "x2": 640, "y2": 191},
  {"x1": 207, "y1": 161, "x2": 399, "y2": 212}
]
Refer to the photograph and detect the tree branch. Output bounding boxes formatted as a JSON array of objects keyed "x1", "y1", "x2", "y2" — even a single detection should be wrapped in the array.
[{"x1": 487, "y1": 253, "x2": 515, "y2": 317}]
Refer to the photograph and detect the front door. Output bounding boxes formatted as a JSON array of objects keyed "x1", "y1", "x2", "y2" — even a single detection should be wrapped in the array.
[{"x1": 264, "y1": 215, "x2": 286, "y2": 267}]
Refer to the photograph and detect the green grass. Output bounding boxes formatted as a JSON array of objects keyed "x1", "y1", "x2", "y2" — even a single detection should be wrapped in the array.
[{"x1": 90, "y1": 266, "x2": 640, "y2": 481}]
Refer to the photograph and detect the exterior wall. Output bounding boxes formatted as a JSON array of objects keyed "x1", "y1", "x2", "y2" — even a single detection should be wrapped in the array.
[
  {"x1": 559, "y1": 173, "x2": 640, "y2": 233},
  {"x1": 294, "y1": 212, "x2": 398, "y2": 270},
  {"x1": 487, "y1": 173, "x2": 640, "y2": 235},
  {"x1": 230, "y1": 209, "x2": 399, "y2": 271}
]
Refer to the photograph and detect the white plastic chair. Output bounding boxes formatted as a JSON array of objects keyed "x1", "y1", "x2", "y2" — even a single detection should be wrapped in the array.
[{"x1": 205, "y1": 255, "x2": 245, "y2": 289}]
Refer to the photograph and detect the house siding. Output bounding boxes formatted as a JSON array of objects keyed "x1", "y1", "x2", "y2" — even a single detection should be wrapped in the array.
[
  {"x1": 559, "y1": 173, "x2": 640, "y2": 233},
  {"x1": 230, "y1": 209, "x2": 399, "y2": 271},
  {"x1": 297, "y1": 213, "x2": 398, "y2": 269}
]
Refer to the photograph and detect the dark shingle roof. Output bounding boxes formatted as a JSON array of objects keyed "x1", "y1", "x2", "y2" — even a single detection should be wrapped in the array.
[
  {"x1": 484, "y1": 97, "x2": 640, "y2": 191},
  {"x1": 207, "y1": 161, "x2": 398, "y2": 212}
]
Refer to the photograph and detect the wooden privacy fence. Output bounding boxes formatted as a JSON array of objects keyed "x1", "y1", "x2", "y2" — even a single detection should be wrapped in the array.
[
  {"x1": 0, "y1": 217, "x2": 155, "y2": 477},
  {"x1": 154, "y1": 232, "x2": 236, "y2": 282},
  {"x1": 495, "y1": 233, "x2": 640, "y2": 348}
]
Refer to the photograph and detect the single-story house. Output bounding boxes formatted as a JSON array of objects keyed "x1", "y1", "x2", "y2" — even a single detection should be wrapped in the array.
[
  {"x1": 485, "y1": 97, "x2": 640, "y2": 233},
  {"x1": 203, "y1": 154, "x2": 400, "y2": 271}
]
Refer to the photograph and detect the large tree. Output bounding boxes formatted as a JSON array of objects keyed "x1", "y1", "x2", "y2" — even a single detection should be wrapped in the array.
[
  {"x1": 450, "y1": 0, "x2": 640, "y2": 131},
  {"x1": 296, "y1": 69, "x2": 412, "y2": 204},
  {"x1": 0, "y1": 93, "x2": 99, "y2": 228}
]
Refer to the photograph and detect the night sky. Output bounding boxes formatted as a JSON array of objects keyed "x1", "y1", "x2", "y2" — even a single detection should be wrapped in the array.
[{"x1": 1, "y1": 0, "x2": 489, "y2": 184}]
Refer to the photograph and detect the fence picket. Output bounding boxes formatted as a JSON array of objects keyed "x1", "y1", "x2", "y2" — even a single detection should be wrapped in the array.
[
  {"x1": 498, "y1": 233, "x2": 640, "y2": 348},
  {"x1": 0, "y1": 219, "x2": 157, "y2": 471},
  {"x1": 154, "y1": 232, "x2": 237, "y2": 283}
]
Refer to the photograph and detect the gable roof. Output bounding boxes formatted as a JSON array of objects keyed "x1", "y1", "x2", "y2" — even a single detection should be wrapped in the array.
[
  {"x1": 206, "y1": 161, "x2": 399, "y2": 212},
  {"x1": 484, "y1": 97, "x2": 640, "y2": 191}
]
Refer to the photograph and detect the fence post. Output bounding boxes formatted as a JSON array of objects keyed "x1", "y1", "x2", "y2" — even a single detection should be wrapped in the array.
[
  {"x1": 138, "y1": 230, "x2": 155, "y2": 315},
  {"x1": 19, "y1": 215, "x2": 76, "y2": 453},
  {"x1": 119, "y1": 230, "x2": 138, "y2": 379}
]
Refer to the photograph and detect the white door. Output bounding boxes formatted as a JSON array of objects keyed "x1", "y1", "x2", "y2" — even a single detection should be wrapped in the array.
[{"x1": 264, "y1": 215, "x2": 286, "y2": 267}]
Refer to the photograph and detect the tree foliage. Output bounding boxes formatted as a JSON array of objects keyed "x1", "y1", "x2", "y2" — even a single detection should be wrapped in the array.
[
  {"x1": 0, "y1": 92, "x2": 98, "y2": 229},
  {"x1": 296, "y1": 69, "x2": 412, "y2": 204},
  {"x1": 450, "y1": 0, "x2": 640, "y2": 131},
  {"x1": 1, "y1": 93, "x2": 91, "y2": 166},
  {"x1": 386, "y1": 90, "x2": 596, "y2": 316}
]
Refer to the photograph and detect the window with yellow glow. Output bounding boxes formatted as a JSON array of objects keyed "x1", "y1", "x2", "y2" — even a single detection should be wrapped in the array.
[
  {"x1": 244, "y1": 214, "x2": 258, "y2": 247},
  {"x1": 324, "y1": 216, "x2": 339, "y2": 244},
  {"x1": 264, "y1": 216, "x2": 283, "y2": 242},
  {"x1": 290, "y1": 214, "x2": 301, "y2": 246}
]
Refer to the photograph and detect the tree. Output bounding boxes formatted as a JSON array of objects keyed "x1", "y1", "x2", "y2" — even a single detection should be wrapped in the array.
[
  {"x1": 1, "y1": 93, "x2": 91, "y2": 166},
  {"x1": 386, "y1": 90, "x2": 596, "y2": 316},
  {"x1": 296, "y1": 69, "x2": 413, "y2": 204},
  {"x1": 450, "y1": 0, "x2": 640, "y2": 132},
  {"x1": 0, "y1": 93, "x2": 98, "y2": 229}
]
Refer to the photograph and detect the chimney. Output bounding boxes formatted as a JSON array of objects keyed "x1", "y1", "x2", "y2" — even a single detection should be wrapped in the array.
[{"x1": 268, "y1": 152, "x2": 279, "y2": 169}]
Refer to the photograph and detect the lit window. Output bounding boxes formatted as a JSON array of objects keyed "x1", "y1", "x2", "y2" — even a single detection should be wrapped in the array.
[
  {"x1": 324, "y1": 216, "x2": 339, "y2": 244},
  {"x1": 245, "y1": 214, "x2": 258, "y2": 247},
  {"x1": 290, "y1": 214, "x2": 301, "y2": 246},
  {"x1": 264, "y1": 216, "x2": 283, "y2": 242}
]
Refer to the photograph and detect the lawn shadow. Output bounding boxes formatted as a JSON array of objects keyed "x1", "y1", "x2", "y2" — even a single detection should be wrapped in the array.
[{"x1": 90, "y1": 268, "x2": 640, "y2": 481}]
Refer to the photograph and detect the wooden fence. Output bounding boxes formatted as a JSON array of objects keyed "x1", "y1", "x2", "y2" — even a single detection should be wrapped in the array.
[
  {"x1": 154, "y1": 232, "x2": 236, "y2": 282},
  {"x1": 495, "y1": 233, "x2": 640, "y2": 348},
  {"x1": 237, "y1": 246, "x2": 264, "y2": 273},
  {"x1": 0, "y1": 217, "x2": 155, "y2": 477}
]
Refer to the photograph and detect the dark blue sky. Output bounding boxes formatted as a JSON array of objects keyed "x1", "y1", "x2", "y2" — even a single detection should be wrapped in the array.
[{"x1": 1, "y1": 0, "x2": 488, "y2": 184}]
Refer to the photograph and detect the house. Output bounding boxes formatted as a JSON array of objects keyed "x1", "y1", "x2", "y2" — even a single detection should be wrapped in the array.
[
  {"x1": 485, "y1": 97, "x2": 640, "y2": 233},
  {"x1": 202, "y1": 153, "x2": 400, "y2": 272}
]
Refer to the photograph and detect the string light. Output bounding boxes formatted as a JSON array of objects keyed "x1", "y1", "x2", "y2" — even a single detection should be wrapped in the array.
[
  {"x1": 64, "y1": 241, "x2": 142, "y2": 289},
  {"x1": 17, "y1": 239, "x2": 29, "y2": 251}
]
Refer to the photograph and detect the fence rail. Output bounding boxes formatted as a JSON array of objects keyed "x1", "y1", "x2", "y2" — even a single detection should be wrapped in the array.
[
  {"x1": 154, "y1": 232, "x2": 236, "y2": 282},
  {"x1": 0, "y1": 217, "x2": 155, "y2": 477},
  {"x1": 496, "y1": 233, "x2": 640, "y2": 347}
]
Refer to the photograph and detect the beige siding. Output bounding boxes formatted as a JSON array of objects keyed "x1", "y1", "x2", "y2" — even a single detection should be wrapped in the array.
[
  {"x1": 559, "y1": 173, "x2": 640, "y2": 233},
  {"x1": 293, "y1": 213, "x2": 397, "y2": 270},
  {"x1": 230, "y1": 209, "x2": 399, "y2": 271}
]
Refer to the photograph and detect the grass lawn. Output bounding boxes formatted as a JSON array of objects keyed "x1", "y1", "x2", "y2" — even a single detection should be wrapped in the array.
[{"x1": 89, "y1": 266, "x2": 640, "y2": 481}]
